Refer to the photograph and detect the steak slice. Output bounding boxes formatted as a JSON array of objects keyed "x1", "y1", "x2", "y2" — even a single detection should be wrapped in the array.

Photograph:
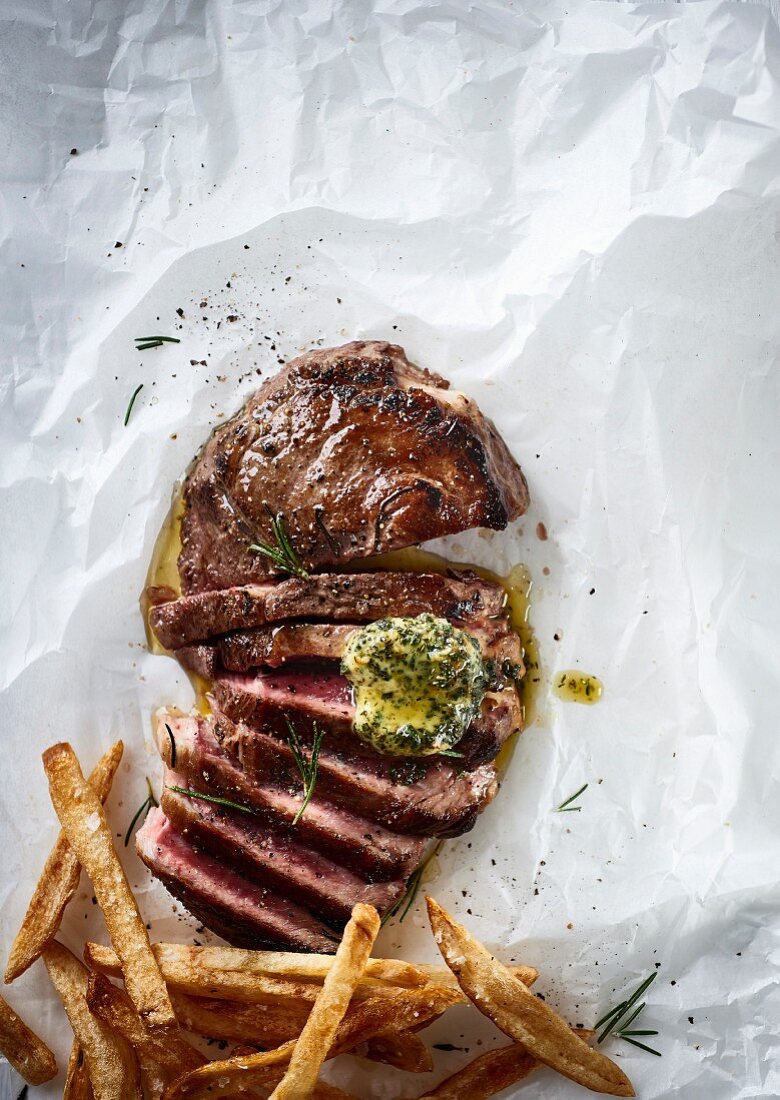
[
  {"x1": 214, "y1": 707, "x2": 498, "y2": 838},
  {"x1": 219, "y1": 623, "x2": 354, "y2": 671},
  {"x1": 156, "y1": 711, "x2": 426, "y2": 880},
  {"x1": 178, "y1": 340, "x2": 529, "y2": 592},
  {"x1": 218, "y1": 617, "x2": 524, "y2": 676},
  {"x1": 149, "y1": 570, "x2": 506, "y2": 651},
  {"x1": 136, "y1": 808, "x2": 339, "y2": 952},
  {"x1": 212, "y1": 666, "x2": 519, "y2": 768},
  {"x1": 161, "y1": 774, "x2": 405, "y2": 924}
]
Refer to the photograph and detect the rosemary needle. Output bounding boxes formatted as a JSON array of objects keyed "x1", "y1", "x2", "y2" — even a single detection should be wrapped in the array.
[
  {"x1": 555, "y1": 782, "x2": 588, "y2": 813},
  {"x1": 285, "y1": 718, "x2": 323, "y2": 825},
  {"x1": 123, "y1": 383, "x2": 144, "y2": 426},
  {"x1": 249, "y1": 504, "x2": 309, "y2": 578},
  {"x1": 165, "y1": 722, "x2": 177, "y2": 769},
  {"x1": 596, "y1": 972, "x2": 661, "y2": 1056},
  {"x1": 166, "y1": 786, "x2": 255, "y2": 815},
  {"x1": 124, "y1": 777, "x2": 158, "y2": 847}
]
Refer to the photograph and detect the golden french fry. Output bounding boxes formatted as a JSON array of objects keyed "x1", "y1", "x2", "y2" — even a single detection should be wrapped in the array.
[
  {"x1": 402, "y1": 1030, "x2": 596, "y2": 1100},
  {"x1": 162, "y1": 978, "x2": 458, "y2": 1099},
  {"x1": 426, "y1": 898, "x2": 634, "y2": 1097},
  {"x1": 365, "y1": 1029, "x2": 433, "y2": 1073},
  {"x1": 0, "y1": 992, "x2": 57, "y2": 1084},
  {"x1": 86, "y1": 971, "x2": 204, "y2": 1092},
  {"x1": 171, "y1": 989, "x2": 310, "y2": 1045},
  {"x1": 64, "y1": 1040, "x2": 94, "y2": 1100},
  {"x1": 4, "y1": 741, "x2": 124, "y2": 984},
  {"x1": 85, "y1": 941, "x2": 425, "y2": 1003},
  {"x1": 269, "y1": 903, "x2": 380, "y2": 1100},
  {"x1": 42, "y1": 940, "x2": 141, "y2": 1100},
  {"x1": 417, "y1": 962, "x2": 538, "y2": 989},
  {"x1": 85, "y1": 941, "x2": 326, "y2": 1004},
  {"x1": 42, "y1": 742, "x2": 175, "y2": 1030}
]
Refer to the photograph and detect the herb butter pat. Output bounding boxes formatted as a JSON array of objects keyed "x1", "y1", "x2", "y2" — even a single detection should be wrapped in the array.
[{"x1": 341, "y1": 613, "x2": 488, "y2": 757}]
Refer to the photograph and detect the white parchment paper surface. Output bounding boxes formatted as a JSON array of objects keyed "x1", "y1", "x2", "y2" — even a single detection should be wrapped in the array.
[{"x1": 1, "y1": 1, "x2": 779, "y2": 1097}]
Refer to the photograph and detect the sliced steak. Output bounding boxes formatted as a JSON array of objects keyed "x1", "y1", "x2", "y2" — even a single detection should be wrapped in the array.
[
  {"x1": 215, "y1": 708, "x2": 499, "y2": 838},
  {"x1": 213, "y1": 666, "x2": 518, "y2": 767},
  {"x1": 161, "y1": 772, "x2": 406, "y2": 924},
  {"x1": 178, "y1": 340, "x2": 529, "y2": 593},
  {"x1": 218, "y1": 617, "x2": 524, "y2": 677},
  {"x1": 219, "y1": 623, "x2": 354, "y2": 671},
  {"x1": 156, "y1": 711, "x2": 426, "y2": 880},
  {"x1": 149, "y1": 570, "x2": 506, "y2": 651},
  {"x1": 135, "y1": 808, "x2": 339, "y2": 952}
]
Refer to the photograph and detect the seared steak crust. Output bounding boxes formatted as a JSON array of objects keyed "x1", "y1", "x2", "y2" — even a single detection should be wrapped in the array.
[
  {"x1": 178, "y1": 341, "x2": 528, "y2": 593},
  {"x1": 149, "y1": 570, "x2": 506, "y2": 651}
]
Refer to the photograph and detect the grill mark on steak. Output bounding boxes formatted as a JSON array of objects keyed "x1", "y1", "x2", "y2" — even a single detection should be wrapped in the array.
[
  {"x1": 156, "y1": 711, "x2": 426, "y2": 880},
  {"x1": 148, "y1": 570, "x2": 506, "y2": 651},
  {"x1": 177, "y1": 341, "x2": 528, "y2": 593},
  {"x1": 136, "y1": 808, "x2": 339, "y2": 952},
  {"x1": 161, "y1": 771, "x2": 407, "y2": 924},
  {"x1": 213, "y1": 705, "x2": 499, "y2": 838}
]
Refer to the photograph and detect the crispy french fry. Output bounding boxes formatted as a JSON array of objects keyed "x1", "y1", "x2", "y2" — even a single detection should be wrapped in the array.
[
  {"x1": 42, "y1": 940, "x2": 141, "y2": 1100},
  {"x1": 162, "y1": 980, "x2": 458, "y2": 1099},
  {"x1": 365, "y1": 1029, "x2": 433, "y2": 1073},
  {"x1": 426, "y1": 897, "x2": 635, "y2": 1097},
  {"x1": 0, "y1": 992, "x2": 57, "y2": 1084},
  {"x1": 4, "y1": 741, "x2": 124, "y2": 984},
  {"x1": 64, "y1": 1040, "x2": 94, "y2": 1100},
  {"x1": 162, "y1": 946, "x2": 426, "y2": 987},
  {"x1": 417, "y1": 962, "x2": 538, "y2": 989},
  {"x1": 42, "y1": 742, "x2": 175, "y2": 1030},
  {"x1": 402, "y1": 1030, "x2": 596, "y2": 1100},
  {"x1": 86, "y1": 971, "x2": 204, "y2": 1092},
  {"x1": 171, "y1": 989, "x2": 310, "y2": 1045},
  {"x1": 85, "y1": 941, "x2": 425, "y2": 1003},
  {"x1": 269, "y1": 903, "x2": 380, "y2": 1100}
]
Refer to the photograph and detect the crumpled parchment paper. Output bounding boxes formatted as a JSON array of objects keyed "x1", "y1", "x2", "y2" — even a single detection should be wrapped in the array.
[{"x1": 2, "y1": 1, "x2": 780, "y2": 1097}]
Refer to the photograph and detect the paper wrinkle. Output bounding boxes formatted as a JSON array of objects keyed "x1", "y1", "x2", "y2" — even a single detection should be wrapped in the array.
[{"x1": 2, "y1": 1, "x2": 780, "y2": 1097}]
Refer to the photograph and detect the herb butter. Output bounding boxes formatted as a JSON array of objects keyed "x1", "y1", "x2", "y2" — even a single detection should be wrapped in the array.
[{"x1": 341, "y1": 614, "x2": 488, "y2": 756}]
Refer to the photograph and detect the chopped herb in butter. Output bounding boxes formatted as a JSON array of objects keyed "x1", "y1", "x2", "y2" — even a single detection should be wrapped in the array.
[{"x1": 341, "y1": 614, "x2": 488, "y2": 756}]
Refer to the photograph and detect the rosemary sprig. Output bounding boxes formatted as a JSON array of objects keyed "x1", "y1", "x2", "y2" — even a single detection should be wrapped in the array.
[
  {"x1": 596, "y1": 972, "x2": 661, "y2": 1056},
  {"x1": 285, "y1": 718, "x2": 323, "y2": 825},
  {"x1": 124, "y1": 383, "x2": 144, "y2": 426},
  {"x1": 555, "y1": 782, "x2": 588, "y2": 813},
  {"x1": 124, "y1": 777, "x2": 158, "y2": 847},
  {"x1": 249, "y1": 505, "x2": 309, "y2": 578},
  {"x1": 165, "y1": 722, "x2": 177, "y2": 768},
  {"x1": 166, "y1": 786, "x2": 255, "y2": 815},
  {"x1": 381, "y1": 843, "x2": 442, "y2": 927},
  {"x1": 134, "y1": 335, "x2": 181, "y2": 351}
]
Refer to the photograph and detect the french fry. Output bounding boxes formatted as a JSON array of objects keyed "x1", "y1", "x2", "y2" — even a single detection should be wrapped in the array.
[
  {"x1": 85, "y1": 941, "x2": 424, "y2": 1003},
  {"x1": 171, "y1": 989, "x2": 311, "y2": 1045},
  {"x1": 0, "y1": 992, "x2": 57, "y2": 1084},
  {"x1": 269, "y1": 902, "x2": 381, "y2": 1100},
  {"x1": 64, "y1": 1040, "x2": 94, "y2": 1100},
  {"x1": 164, "y1": 986, "x2": 461, "y2": 1100},
  {"x1": 365, "y1": 1029, "x2": 433, "y2": 1073},
  {"x1": 417, "y1": 962, "x2": 538, "y2": 989},
  {"x1": 42, "y1": 742, "x2": 175, "y2": 1030},
  {"x1": 402, "y1": 1030, "x2": 596, "y2": 1100},
  {"x1": 42, "y1": 940, "x2": 141, "y2": 1100},
  {"x1": 4, "y1": 740, "x2": 124, "y2": 983},
  {"x1": 409, "y1": 1043, "x2": 538, "y2": 1099},
  {"x1": 86, "y1": 971, "x2": 204, "y2": 1093},
  {"x1": 426, "y1": 897, "x2": 635, "y2": 1097}
]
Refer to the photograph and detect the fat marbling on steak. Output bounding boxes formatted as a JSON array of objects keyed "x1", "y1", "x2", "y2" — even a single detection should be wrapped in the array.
[{"x1": 178, "y1": 340, "x2": 529, "y2": 593}]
